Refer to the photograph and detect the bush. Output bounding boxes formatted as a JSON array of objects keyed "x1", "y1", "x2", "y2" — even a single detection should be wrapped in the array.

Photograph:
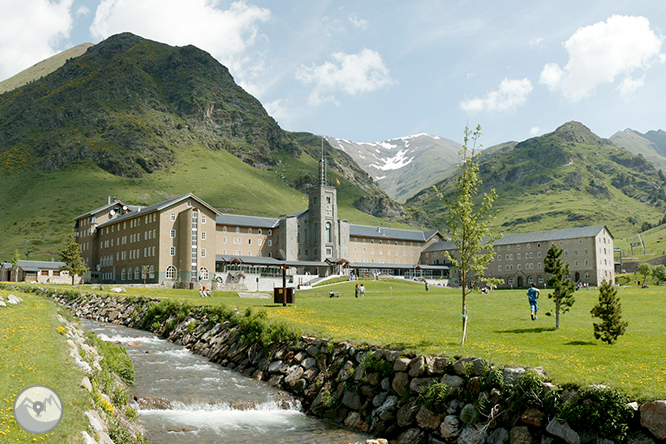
[
  {"x1": 506, "y1": 370, "x2": 545, "y2": 413},
  {"x1": 361, "y1": 354, "x2": 394, "y2": 378},
  {"x1": 559, "y1": 386, "x2": 634, "y2": 440},
  {"x1": 591, "y1": 280, "x2": 628, "y2": 344},
  {"x1": 419, "y1": 382, "x2": 453, "y2": 415}
]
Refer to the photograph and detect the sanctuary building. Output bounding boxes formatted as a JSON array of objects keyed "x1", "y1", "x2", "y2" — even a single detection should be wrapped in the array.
[{"x1": 72, "y1": 162, "x2": 614, "y2": 287}]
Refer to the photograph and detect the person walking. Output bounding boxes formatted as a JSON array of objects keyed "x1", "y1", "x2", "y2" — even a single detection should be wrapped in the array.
[
  {"x1": 355, "y1": 283, "x2": 359, "y2": 298},
  {"x1": 527, "y1": 283, "x2": 540, "y2": 320},
  {"x1": 359, "y1": 284, "x2": 365, "y2": 297}
]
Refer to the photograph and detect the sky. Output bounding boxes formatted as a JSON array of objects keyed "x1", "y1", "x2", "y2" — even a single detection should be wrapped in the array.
[{"x1": 0, "y1": 0, "x2": 664, "y2": 147}]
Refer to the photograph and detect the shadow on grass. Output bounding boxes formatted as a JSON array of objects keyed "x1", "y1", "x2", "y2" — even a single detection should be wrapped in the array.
[
  {"x1": 494, "y1": 327, "x2": 557, "y2": 334},
  {"x1": 563, "y1": 340, "x2": 596, "y2": 346}
]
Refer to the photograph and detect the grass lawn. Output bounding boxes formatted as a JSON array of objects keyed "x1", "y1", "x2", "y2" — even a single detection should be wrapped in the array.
[
  {"x1": 0, "y1": 288, "x2": 90, "y2": 443},
  {"x1": 11, "y1": 279, "x2": 666, "y2": 400}
]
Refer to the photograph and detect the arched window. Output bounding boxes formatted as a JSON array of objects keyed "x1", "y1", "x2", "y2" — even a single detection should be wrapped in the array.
[
  {"x1": 121, "y1": 268, "x2": 126, "y2": 280},
  {"x1": 165, "y1": 265, "x2": 176, "y2": 280},
  {"x1": 325, "y1": 222, "x2": 331, "y2": 243},
  {"x1": 199, "y1": 267, "x2": 209, "y2": 280},
  {"x1": 134, "y1": 267, "x2": 140, "y2": 280},
  {"x1": 248, "y1": 228, "x2": 252, "y2": 234},
  {"x1": 149, "y1": 265, "x2": 155, "y2": 279}
]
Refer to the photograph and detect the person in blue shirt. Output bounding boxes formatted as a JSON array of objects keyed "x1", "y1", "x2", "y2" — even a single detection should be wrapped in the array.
[{"x1": 527, "y1": 283, "x2": 540, "y2": 320}]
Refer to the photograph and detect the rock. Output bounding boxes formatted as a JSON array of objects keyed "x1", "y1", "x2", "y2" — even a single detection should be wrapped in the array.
[
  {"x1": 487, "y1": 427, "x2": 510, "y2": 444},
  {"x1": 366, "y1": 372, "x2": 381, "y2": 386},
  {"x1": 394, "y1": 357, "x2": 411, "y2": 372},
  {"x1": 452, "y1": 357, "x2": 485, "y2": 376},
  {"x1": 85, "y1": 410, "x2": 107, "y2": 433},
  {"x1": 135, "y1": 396, "x2": 172, "y2": 410},
  {"x1": 392, "y1": 372, "x2": 410, "y2": 397},
  {"x1": 96, "y1": 431, "x2": 115, "y2": 444},
  {"x1": 597, "y1": 439, "x2": 615, "y2": 444},
  {"x1": 306, "y1": 344, "x2": 319, "y2": 356},
  {"x1": 109, "y1": 287, "x2": 126, "y2": 293},
  {"x1": 521, "y1": 407, "x2": 545, "y2": 427},
  {"x1": 283, "y1": 366, "x2": 305, "y2": 389},
  {"x1": 457, "y1": 425, "x2": 487, "y2": 444},
  {"x1": 301, "y1": 357, "x2": 317, "y2": 370},
  {"x1": 397, "y1": 400, "x2": 420, "y2": 427},
  {"x1": 81, "y1": 431, "x2": 96, "y2": 444},
  {"x1": 510, "y1": 426, "x2": 532, "y2": 444},
  {"x1": 440, "y1": 374, "x2": 464, "y2": 388},
  {"x1": 375, "y1": 396, "x2": 399, "y2": 422},
  {"x1": 7, "y1": 294, "x2": 22, "y2": 304},
  {"x1": 344, "y1": 412, "x2": 369, "y2": 432},
  {"x1": 108, "y1": 310, "x2": 120, "y2": 321},
  {"x1": 416, "y1": 405, "x2": 441, "y2": 429},
  {"x1": 440, "y1": 415, "x2": 459, "y2": 439},
  {"x1": 396, "y1": 427, "x2": 425, "y2": 444},
  {"x1": 341, "y1": 390, "x2": 363, "y2": 410},
  {"x1": 466, "y1": 376, "x2": 481, "y2": 393},
  {"x1": 0, "y1": 301, "x2": 6, "y2": 307},
  {"x1": 459, "y1": 403, "x2": 478, "y2": 424},
  {"x1": 81, "y1": 377, "x2": 92, "y2": 392},
  {"x1": 503, "y1": 367, "x2": 525, "y2": 385},
  {"x1": 409, "y1": 356, "x2": 427, "y2": 377},
  {"x1": 373, "y1": 391, "x2": 388, "y2": 407},
  {"x1": 268, "y1": 360, "x2": 283, "y2": 373},
  {"x1": 546, "y1": 418, "x2": 581, "y2": 444},
  {"x1": 429, "y1": 357, "x2": 450, "y2": 375},
  {"x1": 626, "y1": 431, "x2": 657, "y2": 444},
  {"x1": 640, "y1": 401, "x2": 666, "y2": 440},
  {"x1": 366, "y1": 440, "x2": 389, "y2": 444},
  {"x1": 410, "y1": 377, "x2": 436, "y2": 394},
  {"x1": 294, "y1": 351, "x2": 308, "y2": 363}
]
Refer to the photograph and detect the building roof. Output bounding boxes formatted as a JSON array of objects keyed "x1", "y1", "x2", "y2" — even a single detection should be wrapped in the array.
[
  {"x1": 349, "y1": 224, "x2": 441, "y2": 242},
  {"x1": 286, "y1": 209, "x2": 308, "y2": 218},
  {"x1": 423, "y1": 225, "x2": 610, "y2": 253},
  {"x1": 97, "y1": 194, "x2": 220, "y2": 228},
  {"x1": 73, "y1": 200, "x2": 128, "y2": 221},
  {"x1": 215, "y1": 213, "x2": 280, "y2": 229},
  {"x1": 15, "y1": 260, "x2": 67, "y2": 271}
]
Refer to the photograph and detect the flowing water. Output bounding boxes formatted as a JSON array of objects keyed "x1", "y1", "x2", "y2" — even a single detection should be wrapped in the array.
[{"x1": 81, "y1": 320, "x2": 368, "y2": 444}]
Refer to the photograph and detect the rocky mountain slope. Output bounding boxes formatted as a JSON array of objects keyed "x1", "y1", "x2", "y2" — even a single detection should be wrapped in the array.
[
  {"x1": 408, "y1": 122, "x2": 666, "y2": 238},
  {"x1": 326, "y1": 134, "x2": 461, "y2": 203},
  {"x1": 610, "y1": 129, "x2": 666, "y2": 172}
]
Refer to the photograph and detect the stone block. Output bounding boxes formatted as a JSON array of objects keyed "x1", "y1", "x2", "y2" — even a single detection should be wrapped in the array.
[
  {"x1": 440, "y1": 374, "x2": 464, "y2": 388},
  {"x1": 341, "y1": 390, "x2": 363, "y2": 410},
  {"x1": 394, "y1": 357, "x2": 411, "y2": 372},
  {"x1": 392, "y1": 371, "x2": 410, "y2": 397},
  {"x1": 521, "y1": 407, "x2": 545, "y2": 427},
  {"x1": 546, "y1": 418, "x2": 581, "y2": 444},
  {"x1": 457, "y1": 425, "x2": 487, "y2": 444},
  {"x1": 408, "y1": 356, "x2": 427, "y2": 377},
  {"x1": 503, "y1": 367, "x2": 525, "y2": 385},
  {"x1": 397, "y1": 400, "x2": 419, "y2": 427},
  {"x1": 429, "y1": 356, "x2": 450, "y2": 375},
  {"x1": 641, "y1": 401, "x2": 666, "y2": 440},
  {"x1": 396, "y1": 428, "x2": 425, "y2": 444},
  {"x1": 510, "y1": 426, "x2": 532, "y2": 444},
  {"x1": 410, "y1": 377, "x2": 436, "y2": 394},
  {"x1": 415, "y1": 405, "x2": 441, "y2": 430},
  {"x1": 440, "y1": 415, "x2": 459, "y2": 439},
  {"x1": 487, "y1": 427, "x2": 510, "y2": 444}
]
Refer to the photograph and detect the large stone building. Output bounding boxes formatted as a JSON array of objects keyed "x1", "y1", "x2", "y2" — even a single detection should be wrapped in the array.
[{"x1": 423, "y1": 225, "x2": 615, "y2": 287}]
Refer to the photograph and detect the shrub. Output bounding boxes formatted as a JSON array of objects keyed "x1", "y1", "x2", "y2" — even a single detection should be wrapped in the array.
[
  {"x1": 559, "y1": 386, "x2": 634, "y2": 440},
  {"x1": 591, "y1": 280, "x2": 628, "y2": 344},
  {"x1": 506, "y1": 370, "x2": 545, "y2": 413},
  {"x1": 361, "y1": 354, "x2": 394, "y2": 378},
  {"x1": 419, "y1": 382, "x2": 453, "y2": 415}
]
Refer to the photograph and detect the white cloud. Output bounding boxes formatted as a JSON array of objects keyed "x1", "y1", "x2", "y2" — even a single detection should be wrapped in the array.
[
  {"x1": 530, "y1": 127, "x2": 540, "y2": 136},
  {"x1": 0, "y1": 0, "x2": 74, "y2": 80},
  {"x1": 460, "y1": 78, "x2": 533, "y2": 112},
  {"x1": 529, "y1": 37, "x2": 544, "y2": 49},
  {"x1": 90, "y1": 0, "x2": 270, "y2": 85},
  {"x1": 296, "y1": 48, "x2": 395, "y2": 106},
  {"x1": 348, "y1": 14, "x2": 368, "y2": 29},
  {"x1": 76, "y1": 5, "x2": 91, "y2": 17},
  {"x1": 264, "y1": 99, "x2": 289, "y2": 121},
  {"x1": 617, "y1": 75, "x2": 644, "y2": 100},
  {"x1": 540, "y1": 15, "x2": 663, "y2": 101}
]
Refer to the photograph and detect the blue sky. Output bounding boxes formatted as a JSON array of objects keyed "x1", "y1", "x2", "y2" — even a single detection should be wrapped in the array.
[{"x1": 0, "y1": 1, "x2": 664, "y2": 147}]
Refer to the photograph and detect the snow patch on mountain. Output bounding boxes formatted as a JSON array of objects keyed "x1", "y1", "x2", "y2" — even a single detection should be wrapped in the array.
[{"x1": 370, "y1": 149, "x2": 415, "y2": 171}]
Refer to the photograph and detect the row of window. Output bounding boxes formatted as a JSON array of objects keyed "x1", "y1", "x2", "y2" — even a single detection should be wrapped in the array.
[
  {"x1": 221, "y1": 226, "x2": 271, "y2": 235},
  {"x1": 354, "y1": 248, "x2": 414, "y2": 256},
  {"x1": 163, "y1": 266, "x2": 209, "y2": 280},
  {"x1": 351, "y1": 238, "x2": 421, "y2": 247},
  {"x1": 222, "y1": 237, "x2": 272, "y2": 247},
  {"x1": 354, "y1": 259, "x2": 416, "y2": 264}
]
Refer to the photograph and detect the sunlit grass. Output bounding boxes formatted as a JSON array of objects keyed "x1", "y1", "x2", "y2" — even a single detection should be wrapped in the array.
[
  {"x1": 0, "y1": 289, "x2": 89, "y2": 443},
  {"x1": 14, "y1": 279, "x2": 666, "y2": 400}
]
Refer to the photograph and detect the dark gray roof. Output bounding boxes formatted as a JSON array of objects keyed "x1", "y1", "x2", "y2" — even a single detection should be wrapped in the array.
[
  {"x1": 16, "y1": 260, "x2": 67, "y2": 271},
  {"x1": 424, "y1": 225, "x2": 609, "y2": 252},
  {"x1": 74, "y1": 200, "x2": 128, "y2": 220},
  {"x1": 283, "y1": 260, "x2": 329, "y2": 268},
  {"x1": 349, "y1": 224, "x2": 441, "y2": 242},
  {"x1": 216, "y1": 213, "x2": 280, "y2": 229},
  {"x1": 97, "y1": 194, "x2": 220, "y2": 228},
  {"x1": 286, "y1": 209, "x2": 308, "y2": 218}
]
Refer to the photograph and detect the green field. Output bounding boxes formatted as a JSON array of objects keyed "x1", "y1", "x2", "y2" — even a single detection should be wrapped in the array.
[
  {"x1": 0, "y1": 289, "x2": 90, "y2": 443},
  {"x1": 16, "y1": 278, "x2": 666, "y2": 401}
]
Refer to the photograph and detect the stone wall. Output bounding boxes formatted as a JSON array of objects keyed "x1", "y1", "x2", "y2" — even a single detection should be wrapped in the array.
[{"x1": 28, "y1": 287, "x2": 666, "y2": 444}]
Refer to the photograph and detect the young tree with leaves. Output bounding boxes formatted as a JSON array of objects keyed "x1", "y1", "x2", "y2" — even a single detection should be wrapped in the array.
[
  {"x1": 59, "y1": 234, "x2": 89, "y2": 285},
  {"x1": 590, "y1": 279, "x2": 628, "y2": 344},
  {"x1": 637, "y1": 262, "x2": 653, "y2": 285},
  {"x1": 653, "y1": 264, "x2": 666, "y2": 283},
  {"x1": 439, "y1": 125, "x2": 502, "y2": 346},
  {"x1": 10, "y1": 249, "x2": 20, "y2": 282},
  {"x1": 544, "y1": 243, "x2": 576, "y2": 329}
]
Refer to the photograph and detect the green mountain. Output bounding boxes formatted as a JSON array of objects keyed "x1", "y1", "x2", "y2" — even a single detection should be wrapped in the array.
[
  {"x1": 0, "y1": 33, "x2": 411, "y2": 260},
  {"x1": 610, "y1": 128, "x2": 666, "y2": 172},
  {"x1": 408, "y1": 122, "x2": 666, "y2": 240}
]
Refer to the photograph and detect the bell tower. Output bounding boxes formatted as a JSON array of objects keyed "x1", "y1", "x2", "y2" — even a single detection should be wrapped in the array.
[{"x1": 306, "y1": 139, "x2": 338, "y2": 261}]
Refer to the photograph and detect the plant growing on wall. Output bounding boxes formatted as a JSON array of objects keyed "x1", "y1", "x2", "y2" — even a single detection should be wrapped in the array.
[
  {"x1": 544, "y1": 243, "x2": 575, "y2": 329},
  {"x1": 591, "y1": 279, "x2": 628, "y2": 344},
  {"x1": 438, "y1": 125, "x2": 502, "y2": 346}
]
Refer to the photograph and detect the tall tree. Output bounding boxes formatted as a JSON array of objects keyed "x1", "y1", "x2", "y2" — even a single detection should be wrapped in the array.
[
  {"x1": 544, "y1": 243, "x2": 576, "y2": 329},
  {"x1": 10, "y1": 249, "x2": 20, "y2": 282},
  {"x1": 591, "y1": 279, "x2": 628, "y2": 344},
  {"x1": 59, "y1": 234, "x2": 89, "y2": 285},
  {"x1": 439, "y1": 125, "x2": 502, "y2": 346},
  {"x1": 637, "y1": 263, "x2": 653, "y2": 285}
]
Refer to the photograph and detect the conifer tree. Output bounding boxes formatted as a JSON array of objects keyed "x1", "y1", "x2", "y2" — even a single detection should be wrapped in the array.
[
  {"x1": 59, "y1": 234, "x2": 88, "y2": 285},
  {"x1": 439, "y1": 125, "x2": 502, "y2": 346},
  {"x1": 591, "y1": 279, "x2": 628, "y2": 344},
  {"x1": 544, "y1": 243, "x2": 575, "y2": 329},
  {"x1": 10, "y1": 249, "x2": 20, "y2": 282}
]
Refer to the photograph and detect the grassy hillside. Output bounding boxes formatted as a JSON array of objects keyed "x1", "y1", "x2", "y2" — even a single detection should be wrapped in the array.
[
  {"x1": 0, "y1": 43, "x2": 92, "y2": 95},
  {"x1": 409, "y1": 122, "x2": 666, "y2": 240},
  {"x1": 610, "y1": 129, "x2": 666, "y2": 172}
]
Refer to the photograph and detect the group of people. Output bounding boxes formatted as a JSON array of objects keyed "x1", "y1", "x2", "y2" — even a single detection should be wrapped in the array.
[{"x1": 354, "y1": 283, "x2": 365, "y2": 298}]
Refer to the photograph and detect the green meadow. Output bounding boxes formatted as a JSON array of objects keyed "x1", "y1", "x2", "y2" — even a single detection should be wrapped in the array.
[{"x1": 12, "y1": 277, "x2": 666, "y2": 400}]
